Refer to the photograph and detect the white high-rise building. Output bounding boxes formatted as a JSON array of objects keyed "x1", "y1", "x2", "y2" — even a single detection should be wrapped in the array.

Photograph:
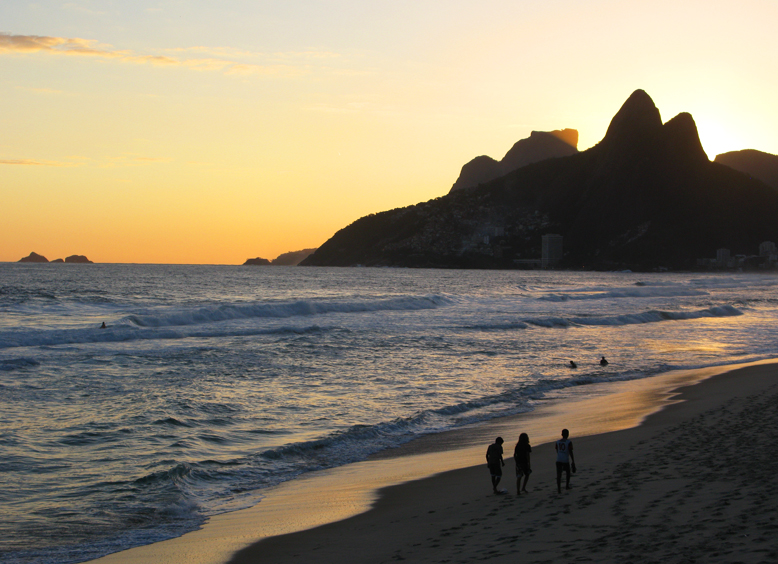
[
  {"x1": 716, "y1": 248, "x2": 731, "y2": 267},
  {"x1": 541, "y1": 234, "x2": 563, "y2": 268}
]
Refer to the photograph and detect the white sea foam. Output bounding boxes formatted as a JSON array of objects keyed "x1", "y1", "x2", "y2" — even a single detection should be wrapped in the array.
[
  {"x1": 125, "y1": 294, "x2": 451, "y2": 327},
  {"x1": 538, "y1": 286, "x2": 709, "y2": 301}
]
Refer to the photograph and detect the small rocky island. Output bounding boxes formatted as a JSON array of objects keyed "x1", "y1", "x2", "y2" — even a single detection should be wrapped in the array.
[
  {"x1": 18, "y1": 252, "x2": 94, "y2": 263},
  {"x1": 243, "y1": 257, "x2": 271, "y2": 266}
]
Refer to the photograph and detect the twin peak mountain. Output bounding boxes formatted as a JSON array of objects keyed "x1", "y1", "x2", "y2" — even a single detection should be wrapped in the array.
[{"x1": 303, "y1": 90, "x2": 778, "y2": 270}]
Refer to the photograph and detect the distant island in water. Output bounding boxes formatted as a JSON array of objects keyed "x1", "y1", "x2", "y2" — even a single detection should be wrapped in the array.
[
  {"x1": 18, "y1": 252, "x2": 93, "y2": 264},
  {"x1": 301, "y1": 90, "x2": 778, "y2": 271}
]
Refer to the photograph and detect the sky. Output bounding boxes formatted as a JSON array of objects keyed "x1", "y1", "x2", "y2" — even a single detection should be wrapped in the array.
[{"x1": 2, "y1": 0, "x2": 777, "y2": 264}]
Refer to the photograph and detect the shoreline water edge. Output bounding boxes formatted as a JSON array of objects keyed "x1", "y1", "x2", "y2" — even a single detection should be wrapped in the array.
[
  {"x1": 6, "y1": 266, "x2": 778, "y2": 564},
  {"x1": 89, "y1": 359, "x2": 778, "y2": 564}
]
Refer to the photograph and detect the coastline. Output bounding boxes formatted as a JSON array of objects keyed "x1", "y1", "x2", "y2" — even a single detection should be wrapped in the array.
[{"x1": 88, "y1": 359, "x2": 778, "y2": 564}]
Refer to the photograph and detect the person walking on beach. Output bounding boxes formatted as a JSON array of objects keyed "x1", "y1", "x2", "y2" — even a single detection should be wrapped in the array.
[
  {"x1": 555, "y1": 429, "x2": 576, "y2": 493},
  {"x1": 513, "y1": 433, "x2": 532, "y2": 494},
  {"x1": 486, "y1": 437, "x2": 506, "y2": 494}
]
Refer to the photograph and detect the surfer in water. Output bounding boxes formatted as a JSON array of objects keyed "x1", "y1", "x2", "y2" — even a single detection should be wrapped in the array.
[{"x1": 600, "y1": 356, "x2": 608, "y2": 366}]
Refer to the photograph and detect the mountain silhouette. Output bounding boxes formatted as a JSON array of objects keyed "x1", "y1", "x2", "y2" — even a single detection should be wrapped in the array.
[
  {"x1": 18, "y1": 252, "x2": 49, "y2": 263},
  {"x1": 450, "y1": 129, "x2": 578, "y2": 192},
  {"x1": 715, "y1": 149, "x2": 778, "y2": 190},
  {"x1": 302, "y1": 90, "x2": 778, "y2": 270},
  {"x1": 271, "y1": 248, "x2": 317, "y2": 266}
]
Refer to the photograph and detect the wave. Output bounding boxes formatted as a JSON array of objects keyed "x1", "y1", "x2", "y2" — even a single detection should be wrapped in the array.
[
  {"x1": 0, "y1": 295, "x2": 452, "y2": 349},
  {"x1": 125, "y1": 295, "x2": 451, "y2": 328},
  {"x1": 0, "y1": 324, "x2": 333, "y2": 350},
  {"x1": 0, "y1": 285, "x2": 58, "y2": 305},
  {"x1": 465, "y1": 305, "x2": 743, "y2": 331},
  {"x1": 0, "y1": 357, "x2": 40, "y2": 371},
  {"x1": 538, "y1": 286, "x2": 709, "y2": 301},
  {"x1": 569, "y1": 305, "x2": 743, "y2": 326}
]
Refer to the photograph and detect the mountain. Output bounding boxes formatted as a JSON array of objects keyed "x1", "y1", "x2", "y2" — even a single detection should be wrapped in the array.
[
  {"x1": 271, "y1": 248, "x2": 317, "y2": 266},
  {"x1": 301, "y1": 90, "x2": 778, "y2": 270},
  {"x1": 715, "y1": 149, "x2": 778, "y2": 190},
  {"x1": 449, "y1": 129, "x2": 578, "y2": 192}
]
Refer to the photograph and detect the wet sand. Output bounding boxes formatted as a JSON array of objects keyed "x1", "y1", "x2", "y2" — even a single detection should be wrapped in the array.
[{"x1": 90, "y1": 361, "x2": 778, "y2": 564}]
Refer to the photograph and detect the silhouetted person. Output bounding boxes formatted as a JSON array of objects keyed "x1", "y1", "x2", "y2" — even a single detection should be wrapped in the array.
[
  {"x1": 100, "y1": 322, "x2": 107, "y2": 329},
  {"x1": 555, "y1": 429, "x2": 576, "y2": 493},
  {"x1": 569, "y1": 360, "x2": 577, "y2": 368},
  {"x1": 486, "y1": 437, "x2": 505, "y2": 494},
  {"x1": 513, "y1": 433, "x2": 532, "y2": 494},
  {"x1": 600, "y1": 356, "x2": 608, "y2": 366}
]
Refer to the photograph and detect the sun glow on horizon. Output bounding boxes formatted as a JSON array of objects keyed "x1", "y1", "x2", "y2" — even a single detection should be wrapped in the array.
[
  {"x1": 695, "y1": 119, "x2": 750, "y2": 161},
  {"x1": 2, "y1": 0, "x2": 777, "y2": 264}
]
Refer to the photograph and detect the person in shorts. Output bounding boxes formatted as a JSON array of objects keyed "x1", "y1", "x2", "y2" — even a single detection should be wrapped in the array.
[
  {"x1": 555, "y1": 428, "x2": 576, "y2": 493},
  {"x1": 513, "y1": 433, "x2": 532, "y2": 494},
  {"x1": 486, "y1": 437, "x2": 505, "y2": 494}
]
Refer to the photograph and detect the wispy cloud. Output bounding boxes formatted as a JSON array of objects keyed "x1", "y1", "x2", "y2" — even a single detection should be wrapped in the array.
[
  {"x1": 1, "y1": 33, "x2": 121, "y2": 57},
  {"x1": 17, "y1": 86, "x2": 67, "y2": 95},
  {"x1": 101, "y1": 154, "x2": 172, "y2": 168},
  {"x1": 0, "y1": 158, "x2": 78, "y2": 167},
  {"x1": 0, "y1": 33, "x2": 340, "y2": 77},
  {"x1": 1, "y1": 154, "x2": 168, "y2": 167}
]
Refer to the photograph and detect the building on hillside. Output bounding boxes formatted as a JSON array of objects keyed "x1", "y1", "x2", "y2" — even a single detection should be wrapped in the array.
[
  {"x1": 759, "y1": 241, "x2": 776, "y2": 256},
  {"x1": 541, "y1": 234, "x2": 563, "y2": 268},
  {"x1": 716, "y1": 248, "x2": 731, "y2": 268},
  {"x1": 757, "y1": 241, "x2": 777, "y2": 267}
]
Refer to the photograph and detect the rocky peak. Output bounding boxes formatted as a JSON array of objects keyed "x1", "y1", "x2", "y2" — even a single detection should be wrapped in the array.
[
  {"x1": 18, "y1": 252, "x2": 49, "y2": 263},
  {"x1": 661, "y1": 112, "x2": 709, "y2": 164},
  {"x1": 544, "y1": 128, "x2": 579, "y2": 148},
  {"x1": 600, "y1": 90, "x2": 663, "y2": 157},
  {"x1": 451, "y1": 128, "x2": 579, "y2": 192}
]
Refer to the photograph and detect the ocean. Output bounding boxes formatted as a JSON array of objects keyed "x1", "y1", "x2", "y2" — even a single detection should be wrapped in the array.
[{"x1": 1, "y1": 264, "x2": 776, "y2": 564}]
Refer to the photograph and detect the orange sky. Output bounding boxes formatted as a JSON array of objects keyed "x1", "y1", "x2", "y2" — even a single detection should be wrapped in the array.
[{"x1": 2, "y1": 0, "x2": 777, "y2": 264}]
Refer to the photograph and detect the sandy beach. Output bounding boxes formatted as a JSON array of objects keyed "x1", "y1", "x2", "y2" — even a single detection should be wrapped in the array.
[{"x1": 91, "y1": 361, "x2": 778, "y2": 564}]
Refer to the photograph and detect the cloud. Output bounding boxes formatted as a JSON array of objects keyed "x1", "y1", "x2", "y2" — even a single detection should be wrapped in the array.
[
  {"x1": 0, "y1": 33, "x2": 111, "y2": 56},
  {"x1": 0, "y1": 158, "x2": 78, "y2": 167},
  {"x1": 0, "y1": 33, "x2": 339, "y2": 77},
  {"x1": 1, "y1": 154, "x2": 167, "y2": 167},
  {"x1": 17, "y1": 86, "x2": 66, "y2": 95},
  {"x1": 101, "y1": 154, "x2": 171, "y2": 168}
]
